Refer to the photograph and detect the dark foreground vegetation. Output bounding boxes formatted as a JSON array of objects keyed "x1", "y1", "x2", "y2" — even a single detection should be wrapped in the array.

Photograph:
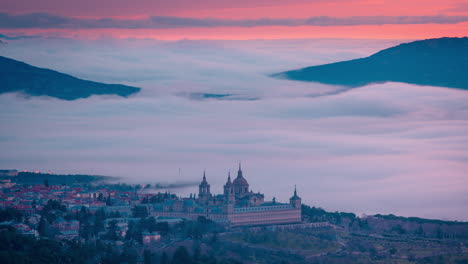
[
  {"x1": 0, "y1": 202, "x2": 467, "y2": 264},
  {"x1": 0, "y1": 226, "x2": 244, "y2": 264}
]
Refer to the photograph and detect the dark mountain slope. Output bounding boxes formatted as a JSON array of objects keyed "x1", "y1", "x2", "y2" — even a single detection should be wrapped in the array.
[
  {"x1": 273, "y1": 37, "x2": 468, "y2": 89},
  {"x1": 0, "y1": 56, "x2": 140, "y2": 100}
]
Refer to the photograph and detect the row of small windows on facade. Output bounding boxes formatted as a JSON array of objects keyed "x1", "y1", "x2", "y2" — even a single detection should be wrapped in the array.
[
  {"x1": 232, "y1": 215, "x2": 297, "y2": 223},
  {"x1": 233, "y1": 213, "x2": 295, "y2": 218},
  {"x1": 231, "y1": 211, "x2": 296, "y2": 217},
  {"x1": 234, "y1": 205, "x2": 292, "y2": 212}
]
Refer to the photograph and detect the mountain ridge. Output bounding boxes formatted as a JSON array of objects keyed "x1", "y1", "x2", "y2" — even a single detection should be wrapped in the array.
[
  {"x1": 0, "y1": 56, "x2": 140, "y2": 100},
  {"x1": 273, "y1": 37, "x2": 468, "y2": 90}
]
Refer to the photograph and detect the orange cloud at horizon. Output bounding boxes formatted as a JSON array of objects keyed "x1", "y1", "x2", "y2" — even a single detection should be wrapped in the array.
[{"x1": 2, "y1": 23, "x2": 467, "y2": 40}]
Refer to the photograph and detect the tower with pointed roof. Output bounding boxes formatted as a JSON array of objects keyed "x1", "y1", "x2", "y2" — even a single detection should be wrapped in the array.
[
  {"x1": 198, "y1": 171, "x2": 211, "y2": 203},
  {"x1": 223, "y1": 171, "x2": 235, "y2": 203},
  {"x1": 222, "y1": 171, "x2": 235, "y2": 213},
  {"x1": 233, "y1": 162, "x2": 249, "y2": 196},
  {"x1": 289, "y1": 185, "x2": 302, "y2": 209}
]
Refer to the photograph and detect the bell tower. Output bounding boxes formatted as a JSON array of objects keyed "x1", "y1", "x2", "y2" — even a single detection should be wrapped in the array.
[
  {"x1": 289, "y1": 185, "x2": 301, "y2": 209},
  {"x1": 198, "y1": 171, "x2": 211, "y2": 203},
  {"x1": 224, "y1": 171, "x2": 235, "y2": 203},
  {"x1": 222, "y1": 171, "x2": 235, "y2": 214}
]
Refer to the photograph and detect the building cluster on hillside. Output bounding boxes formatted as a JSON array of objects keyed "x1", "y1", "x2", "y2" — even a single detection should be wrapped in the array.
[
  {"x1": 0, "y1": 164, "x2": 302, "y2": 241},
  {"x1": 0, "y1": 170, "x2": 19, "y2": 177},
  {"x1": 0, "y1": 182, "x2": 147, "y2": 240},
  {"x1": 0, "y1": 184, "x2": 118, "y2": 214}
]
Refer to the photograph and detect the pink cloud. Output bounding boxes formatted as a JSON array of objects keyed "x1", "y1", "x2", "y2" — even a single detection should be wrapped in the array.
[{"x1": 1, "y1": 0, "x2": 467, "y2": 40}]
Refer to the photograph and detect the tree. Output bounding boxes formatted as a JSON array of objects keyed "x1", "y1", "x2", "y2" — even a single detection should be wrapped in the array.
[
  {"x1": 105, "y1": 196, "x2": 112, "y2": 206},
  {"x1": 44, "y1": 179, "x2": 49, "y2": 187},
  {"x1": 155, "y1": 222, "x2": 169, "y2": 236},
  {"x1": 132, "y1": 205, "x2": 149, "y2": 218},
  {"x1": 79, "y1": 206, "x2": 89, "y2": 222},
  {"x1": 392, "y1": 224, "x2": 406, "y2": 234},
  {"x1": 0, "y1": 207, "x2": 23, "y2": 222},
  {"x1": 41, "y1": 200, "x2": 67, "y2": 223},
  {"x1": 140, "y1": 217, "x2": 153, "y2": 230},
  {"x1": 160, "y1": 252, "x2": 169, "y2": 264},
  {"x1": 415, "y1": 225, "x2": 425, "y2": 237},
  {"x1": 151, "y1": 192, "x2": 169, "y2": 203},
  {"x1": 210, "y1": 232, "x2": 218, "y2": 245},
  {"x1": 144, "y1": 249, "x2": 152, "y2": 264},
  {"x1": 193, "y1": 242, "x2": 201, "y2": 261},
  {"x1": 436, "y1": 227, "x2": 444, "y2": 239},
  {"x1": 80, "y1": 221, "x2": 92, "y2": 240},
  {"x1": 94, "y1": 208, "x2": 106, "y2": 235},
  {"x1": 104, "y1": 220, "x2": 120, "y2": 240},
  {"x1": 109, "y1": 211, "x2": 121, "y2": 218},
  {"x1": 171, "y1": 246, "x2": 192, "y2": 264},
  {"x1": 37, "y1": 216, "x2": 47, "y2": 237},
  {"x1": 125, "y1": 220, "x2": 135, "y2": 241},
  {"x1": 120, "y1": 243, "x2": 138, "y2": 263},
  {"x1": 125, "y1": 220, "x2": 142, "y2": 243},
  {"x1": 361, "y1": 219, "x2": 370, "y2": 229}
]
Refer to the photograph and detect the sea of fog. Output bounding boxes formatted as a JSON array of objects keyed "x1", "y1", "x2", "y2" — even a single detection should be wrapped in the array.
[{"x1": 0, "y1": 37, "x2": 467, "y2": 221}]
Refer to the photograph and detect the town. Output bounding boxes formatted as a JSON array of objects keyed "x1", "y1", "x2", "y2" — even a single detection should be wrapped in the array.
[
  {"x1": 0, "y1": 165, "x2": 302, "y2": 240},
  {"x1": 1, "y1": 168, "x2": 468, "y2": 264}
]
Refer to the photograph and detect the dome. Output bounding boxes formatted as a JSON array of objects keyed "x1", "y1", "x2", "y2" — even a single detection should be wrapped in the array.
[
  {"x1": 233, "y1": 176, "x2": 248, "y2": 186},
  {"x1": 233, "y1": 162, "x2": 249, "y2": 186}
]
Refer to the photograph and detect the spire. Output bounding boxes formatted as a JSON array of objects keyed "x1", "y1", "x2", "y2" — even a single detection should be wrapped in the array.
[
  {"x1": 225, "y1": 170, "x2": 232, "y2": 187},
  {"x1": 237, "y1": 162, "x2": 244, "y2": 179},
  {"x1": 291, "y1": 185, "x2": 300, "y2": 199},
  {"x1": 200, "y1": 170, "x2": 209, "y2": 186}
]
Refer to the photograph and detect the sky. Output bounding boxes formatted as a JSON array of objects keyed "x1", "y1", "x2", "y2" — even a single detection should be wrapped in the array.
[
  {"x1": 0, "y1": 0, "x2": 467, "y2": 39},
  {"x1": 0, "y1": 1, "x2": 467, "y2": 220}
]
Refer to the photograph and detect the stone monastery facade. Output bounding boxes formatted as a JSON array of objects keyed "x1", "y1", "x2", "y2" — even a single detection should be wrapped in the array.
[{"x1": 150, "y1": 164, "x2": 302, "y2": 227}]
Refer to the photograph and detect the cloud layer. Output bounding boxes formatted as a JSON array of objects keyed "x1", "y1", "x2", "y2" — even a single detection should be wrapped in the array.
[
  {"x1": 0, "y1": 38, "x2": 467, "y2": 221},
  {"x1": 1, "y1": 12, "x2": 468, "y2": 29}
]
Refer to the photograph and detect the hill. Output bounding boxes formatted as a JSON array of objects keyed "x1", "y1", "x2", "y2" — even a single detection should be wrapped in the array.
[
  {"x1": 301, "y1": 205, "x2": 468, "y2": 239},
  {"x1": 273, "y1": 37, "x2": 468, "y2": 89},
  {"x1": 0, "y1": 56, "x2": 140, "y2": 100}
]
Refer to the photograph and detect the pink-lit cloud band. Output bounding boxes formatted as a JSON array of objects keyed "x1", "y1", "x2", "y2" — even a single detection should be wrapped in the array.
[
  {"x1": 1, "y1": 13, "x2": 468, "y2": 29},
  {"x1": 1, "y1": 0, "x2": 467, "y2": 39}
]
